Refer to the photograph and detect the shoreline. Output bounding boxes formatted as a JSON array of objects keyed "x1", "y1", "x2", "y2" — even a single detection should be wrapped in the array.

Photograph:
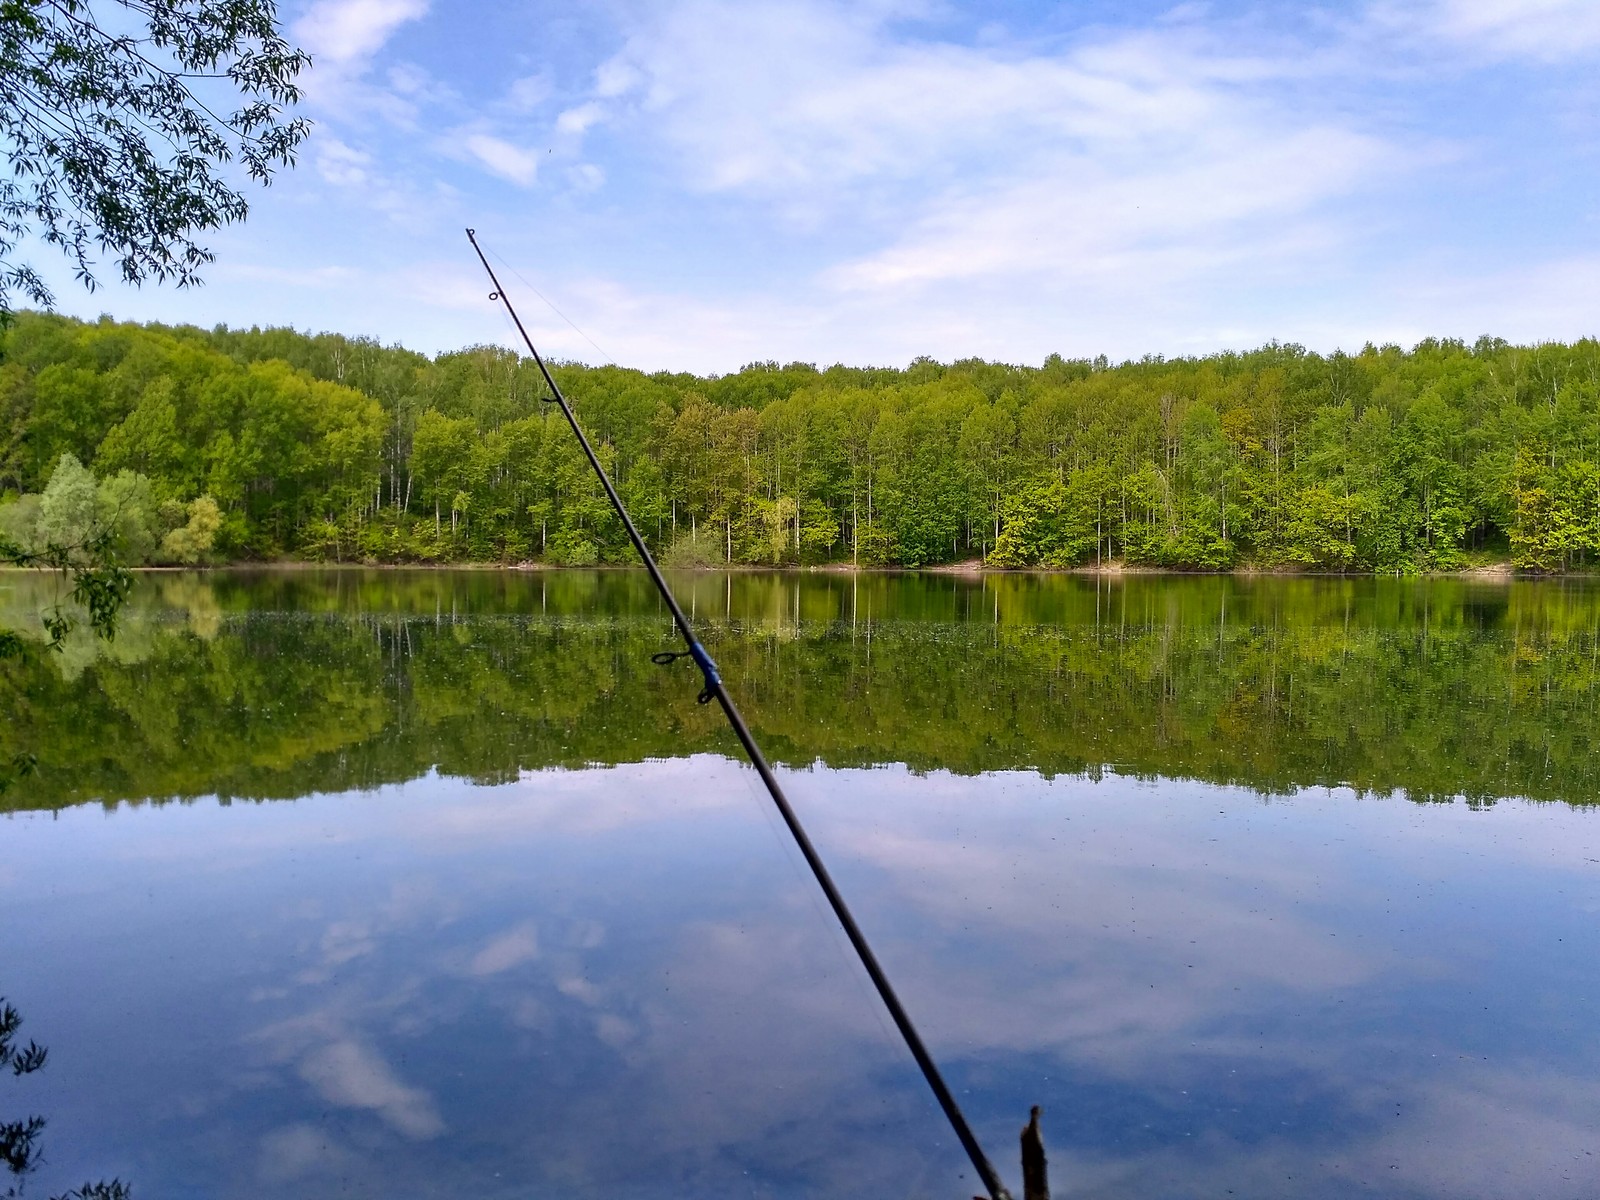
[{"x1": 1, "y1": 560, "x2": 1554, "y2": 580}]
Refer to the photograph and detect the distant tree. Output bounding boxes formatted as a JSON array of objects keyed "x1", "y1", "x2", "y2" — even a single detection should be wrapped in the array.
[
  {"x1": 36, "y1": 452, "x2": 97, "y2": 550},
  {"x1": 0, "y1": 0, "x2": 310, "y2": 315}
]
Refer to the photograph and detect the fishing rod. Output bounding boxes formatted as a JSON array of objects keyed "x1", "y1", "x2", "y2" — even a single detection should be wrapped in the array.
[{"x1": 465, "y1": 228, "x2": 1015, "y2": 1200}]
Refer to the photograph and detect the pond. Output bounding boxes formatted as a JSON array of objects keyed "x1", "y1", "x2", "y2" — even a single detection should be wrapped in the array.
[{"x1": 2, "y1": 569, "x2": 1597, "y2": 1199}]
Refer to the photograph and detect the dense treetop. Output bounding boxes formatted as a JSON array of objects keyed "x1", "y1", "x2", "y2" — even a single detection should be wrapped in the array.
[{"x1": 2, "y1": 311, "x2": 1599, "y2": 571}]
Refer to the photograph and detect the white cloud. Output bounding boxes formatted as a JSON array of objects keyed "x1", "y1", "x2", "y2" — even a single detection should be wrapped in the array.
[
  {"x1": 290, "y1": 0, "x2": 434, "y2": 127},
  {"x1": 505, "y1": 73, "x2": 552, "y2": 112},
  {"x1": 588, "y1": 0, "x2": 1398, "y2": 321},
  {"x1": 556, "y1": 101, "x2": 608, "y2": 137},
  {"x1": 567, "y1": 163, "x2": 606, "y2": 192},
  {"x1": 464, "y1": 133, "x2": 541, "y2": 186},
  {"x1": 313, "y1": 136, "x2": 373, "y2": 187},
  {"x1": 383, "y1": 61, "x2": 455, "y2": 106},
  {"x1": 1387, "y1": 0, "x2": 1600, "y2": 61},
  {"x1": 594, "y1": 59, "x2": 642, "y2": 98},
  {"x1": 600, "y1": 3, "x2": 1306, "y2": 195},
  {"x1": 827, "y1": 124, "x2": 1388, "y2": 293},
  {"x1": 294, "y1": 0, "x2": 429, "y2": 64},
  {"x1": 53, "y1": 0, "x2": 1600, "y2": 371}
]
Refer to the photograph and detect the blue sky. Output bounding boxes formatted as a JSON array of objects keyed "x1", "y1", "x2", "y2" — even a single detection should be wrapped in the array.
[{"x1": 39, "y1": 0, "x2": 1600, "y2": 372}]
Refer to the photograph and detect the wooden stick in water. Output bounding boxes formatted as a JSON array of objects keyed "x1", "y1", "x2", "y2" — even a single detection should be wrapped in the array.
[
  {"x1": 974, "y1": 1108, "x2": 1047, "y2": 1200},
  {"x1": 1022, "y1": 1106, "x2": 1049, "y2": 1200}
]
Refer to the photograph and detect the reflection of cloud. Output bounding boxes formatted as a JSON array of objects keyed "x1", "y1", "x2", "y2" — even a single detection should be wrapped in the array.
[
  {"x1": 299, "y1": 1039, "x2": 444, "y2": 1139},
  {"x1": 556, "y1": 975, "x2": 603, "y2": 1005},
  {"x1": 257, "y1": 1122, "x2": 362, "y2": 1183},
  {"x1": 1331, "y1": 1068, "x2": 1600, "y2": 1198},
  {"x1": 1054, "y1": 1065, "x2": 1600, "y2": 1200},
  {"x1": 320, "y1": 919, "x2": 376, "y2": 967},
  {"x1": 468, "y1": 922, "x2": 539, "y2": 975},
  {"x1": 1354, "y1": 785, "x2": 1600, "y2": 876},
  {"x1": 787, "y1": 767, "x2": 1378, "y2": 1069},
  {"x1": 595, "y1": 1013, "x2": 637, "y2": 1048},
  {"x1": 24, "y1": 748, "x2": 1594, "y2": 1197},
  {"x1": 405, "y1": 756, "x2": 746, "y2": 842}
]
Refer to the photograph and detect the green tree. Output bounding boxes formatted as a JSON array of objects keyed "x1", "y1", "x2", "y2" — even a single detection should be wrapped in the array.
[
  {"x1": 96, "y1": 468, "x2": 159, "y2": 563},
  {"x1": 96, "y1": 378, "x2": 184, "y2": 482},
  {"x1": 157, "y1": 494, "x2": 220, "y2": 564},
  {"x1": 36, "y1": 452, "x2": 98, "y2": 553},
  {"x1": 410, "y1": 409, "x2": 475, "y2": 540}
]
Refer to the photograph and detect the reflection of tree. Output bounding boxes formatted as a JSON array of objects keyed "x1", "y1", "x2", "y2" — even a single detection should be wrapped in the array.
[
  {"x1": 0, "y1": 525, "x2": 131, "y2": 797},
  {"x1": 5, "y1": 570, "x2": 1600, "y2": 811},
  {"x1": 1, "y1": 1000, "x2": 128, "y2": 1200}
]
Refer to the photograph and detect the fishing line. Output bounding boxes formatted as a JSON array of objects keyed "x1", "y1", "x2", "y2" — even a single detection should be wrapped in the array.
[
  {"x1": 466, "y1": 228, "x2": 1014, "y2": 1200},
  {"x1": 745, "y1": 756, "x2": 951, "y2": 1193},
  {"x1": 697, "y1": 594, "x2": 923, "y2": 1099},
  {"x1": 486, "y1": 244, "x2": 618, "y2": 366}
]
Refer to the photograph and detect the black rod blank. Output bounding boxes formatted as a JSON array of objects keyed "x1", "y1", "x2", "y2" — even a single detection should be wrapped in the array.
[{"x1": 465, "y1": 229, "x2": 1012, "y2": 1200}]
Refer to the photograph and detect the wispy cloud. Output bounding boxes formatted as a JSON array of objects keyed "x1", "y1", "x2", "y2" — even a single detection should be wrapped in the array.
[
  {"x1": 555, "y1": 101, "x2": 607, "y2": 137},
  {"x1": 826, "y1": 125, "x2": 1389, "y2": 292},
  {"x1": 313, "y1": 136, "x2": 374, "y2": 187},
  {"x1": 294, "y1": 0, "x2": 429, "y2": 64},
  {"x1": 46, "y1": 0, "x2": 1600, "y2": 369},
  {"x1": 504, "y1": 74, "x2": 552, "y2": 112},
  {"x1": 584, "y1": 0, "x2": 1401, "y2": 325},
  {"x1": 463, "y1": 133, "x2": 542, "y2": 186},
  {"x1": 1380, "y1": 0, "x2": 1600, "y2": 61}
]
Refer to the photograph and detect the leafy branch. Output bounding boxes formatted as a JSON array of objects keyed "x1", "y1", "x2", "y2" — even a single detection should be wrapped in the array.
[{"x1": 0, "y1": 0, "x2": 310, "y2": 312}]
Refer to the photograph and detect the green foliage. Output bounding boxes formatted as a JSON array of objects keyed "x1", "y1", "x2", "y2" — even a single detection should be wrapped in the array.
[
  {"x1": 157, "y1": 496, "x2": 220, "y2": 565},
  {"x1": 96, "y1": 470, "x2": 159, "y2": 564},
  {"x1": 660, "y1": 530, "x2": 722, "y2": 568},
  {"x1": 36, "y1": 453, "x2": 97, "y2": 554},
  {"x1": 2, "y1": 452, "x2": 217, "y2": 567},
  {"x1": 0, "y1": 0, "x2": 308, "y2": 314},
  {"x1": 547, "y1": 528, "x2": 598, "y2": 566},
  {"x1": 5, "y1": 314, "x2": 1600, "y2": 571}
]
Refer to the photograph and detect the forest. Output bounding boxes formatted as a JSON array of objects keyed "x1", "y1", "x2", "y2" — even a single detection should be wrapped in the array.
[{"x1": 2, "y1": 311, "x2": 1599, "y2": 571}]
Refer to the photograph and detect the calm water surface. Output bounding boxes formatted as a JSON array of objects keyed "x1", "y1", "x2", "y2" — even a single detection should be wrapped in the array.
[{"x1": 2, "y1": 570, "x2": 1597, "y2": 1199}]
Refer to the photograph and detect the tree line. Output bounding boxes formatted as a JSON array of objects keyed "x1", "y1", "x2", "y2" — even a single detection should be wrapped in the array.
[{"x1": 3, "y1": 311, "x2": 1599, "y2": 571}]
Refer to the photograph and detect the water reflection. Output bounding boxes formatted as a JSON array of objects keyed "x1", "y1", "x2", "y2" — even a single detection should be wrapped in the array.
[
  {"x1": 1, "y1": 997, "x2": 130, "y2": 1200},
  {"x1": 2, "y1": 570, "x2": 1599, "y2": 1197},
  {"x1": 3, "y1": 757, "x2": 1598, "y2": 1198},
  {"x1": 4, "y1": 568, "x2": 1600, "y2": 811}
]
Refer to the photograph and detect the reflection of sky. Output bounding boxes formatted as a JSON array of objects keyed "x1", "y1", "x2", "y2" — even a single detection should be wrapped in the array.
[{"x1": 3, "y1": 760, "x2": 1599, "y2": 1199}]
